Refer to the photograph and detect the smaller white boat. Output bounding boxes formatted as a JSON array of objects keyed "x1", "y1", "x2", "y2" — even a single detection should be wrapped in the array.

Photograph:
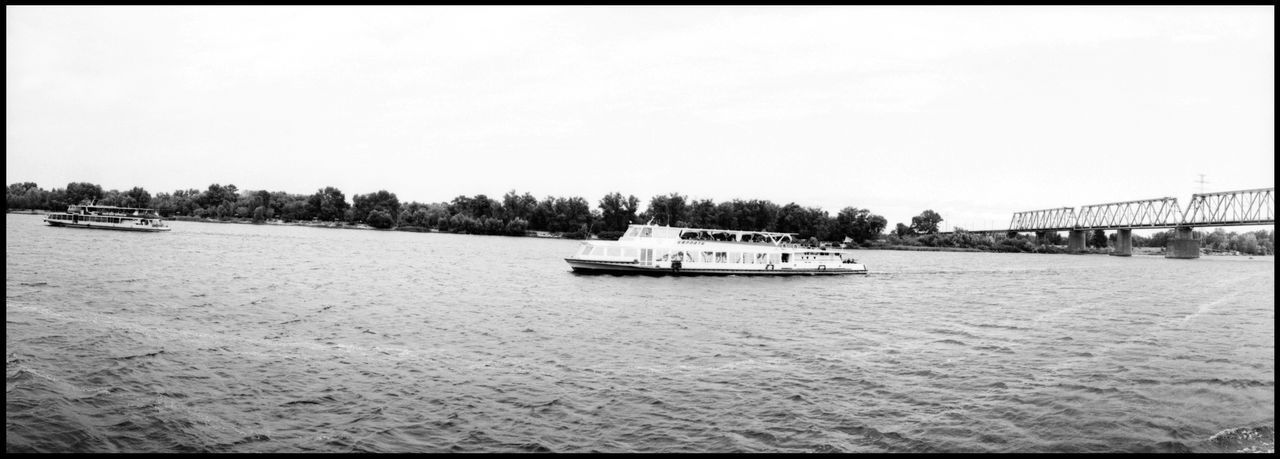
[
  {"x1": 44, "y1": 204, "x2": 172, "y2": 232},
  {"x1": 565, "y1": 223, "x2": 867, "y2": 276}
]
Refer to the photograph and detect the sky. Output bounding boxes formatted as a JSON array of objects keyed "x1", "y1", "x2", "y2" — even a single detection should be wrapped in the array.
[{"x1": 7, "y1": 6, "x2": 1275, "y2": 231}]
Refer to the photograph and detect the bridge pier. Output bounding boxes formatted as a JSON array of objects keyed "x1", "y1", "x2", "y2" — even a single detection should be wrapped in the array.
[
  {"x1": 1109, "y1": 228, "x2": 1132, "y2": 257},
  {"x1": 1166, "y1": 226, "x2": 1200, "y2": 259},
  {"x1": 1067, "y1": 230, "x2": 1087, "y2": 253}
]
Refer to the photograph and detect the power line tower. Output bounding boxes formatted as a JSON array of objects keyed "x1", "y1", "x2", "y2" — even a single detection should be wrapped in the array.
[{"x1": 1196, "y1": 174, "x2": 1209, "y2": 194}]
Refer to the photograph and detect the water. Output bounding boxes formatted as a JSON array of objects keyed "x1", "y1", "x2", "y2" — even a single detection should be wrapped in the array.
[{"x1": 6, "y1": 213, "x2": 1274, "y2": 453}]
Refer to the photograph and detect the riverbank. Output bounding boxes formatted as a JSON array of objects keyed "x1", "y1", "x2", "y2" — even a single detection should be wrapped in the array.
[
  {"x1": 165, "y1": 215, "x2": 567, "y2": 238},
  {"x1": 8, "y1": 210, "x2": 1270, "y2": 255}
]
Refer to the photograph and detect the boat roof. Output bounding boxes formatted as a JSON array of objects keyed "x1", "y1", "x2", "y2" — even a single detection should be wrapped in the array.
[
  {"x1": 625, "y1": 223, "x2": 799, "y2": 240},
  {"x1": 73, "y1": 204, "x2": 159, "y2": 213}
]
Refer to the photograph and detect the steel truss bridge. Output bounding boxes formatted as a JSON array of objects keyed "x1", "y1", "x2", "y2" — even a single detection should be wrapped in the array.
[
  {"x1": 1006, "y1": 187, "x2": 1273, "y2": 232},
  {"x1": 947, "y1": 187, "x2": 1272, "y2": 258}
]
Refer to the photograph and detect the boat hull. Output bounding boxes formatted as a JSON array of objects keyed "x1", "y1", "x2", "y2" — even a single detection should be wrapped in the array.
[
  {"x1": 565, "y1": 258, "x2": 866, "y2": 276},
  {"x1": 45, "y1": 220, "x2": 172, "y2": 232}
]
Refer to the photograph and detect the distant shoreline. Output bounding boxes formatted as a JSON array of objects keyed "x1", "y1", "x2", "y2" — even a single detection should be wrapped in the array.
[
  {"x1": 7, "y1": 210, "x2": 1271, "y2": 256},
  {"x1": 164, "y1": 214, "x2": 569, "y2": 238}
]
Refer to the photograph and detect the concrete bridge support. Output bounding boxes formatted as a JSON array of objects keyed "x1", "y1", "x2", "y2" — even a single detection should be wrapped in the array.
[
  {"x1": 1166, "y1": 226, "x2": 1200, "y2": 259},
  {"x1": 1109, "y1": 228, "x2": 1132, "y2": 257},
  {"x1": 1067, "y1": 230, "x2": 1087, "y2": 253},
  {"x1": 1035, "y1": 231, "x2": 1052, "y2": 245}
]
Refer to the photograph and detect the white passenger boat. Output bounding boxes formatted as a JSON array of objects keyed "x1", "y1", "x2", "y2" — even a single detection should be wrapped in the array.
[
  {"x1": 44, "y1": 204, "x2": 172, "y2": 232},
  {"x1": 566, "y1": 223, "x2": 868, "y2": 276}
]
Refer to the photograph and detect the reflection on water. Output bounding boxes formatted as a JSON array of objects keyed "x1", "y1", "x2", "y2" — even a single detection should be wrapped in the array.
[{"x1": 5, "y1": 214, "x2": 1274, "y2": 452}]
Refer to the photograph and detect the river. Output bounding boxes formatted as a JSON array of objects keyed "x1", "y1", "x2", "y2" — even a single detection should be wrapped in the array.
[{"x1": 5, "y1": 213, "x2": 1274, "y2": 452}]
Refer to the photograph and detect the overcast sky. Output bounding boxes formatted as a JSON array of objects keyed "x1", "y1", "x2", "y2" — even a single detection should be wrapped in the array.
[{"x1": 7, "y1": 6, "x2": 1274, "y2": 230}]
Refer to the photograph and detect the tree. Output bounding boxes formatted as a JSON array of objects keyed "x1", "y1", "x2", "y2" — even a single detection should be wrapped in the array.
[
  {"x1": 124, "y1": 186, "x2": 152, "y2": 208},
  {"x1": 308, "y1": 187, "x2": 349, "y2": 221},
  {"x1": 733, "y1": 199, "x2": 780, "y2": 232},
  {"x1": 1088, "y1": 229, "x2": 1108, "y2": 248},
  {"x1": 549, "y1": 196, "x2": 593, "y2": 233},
  {"x1": 643, "y1": 193, "x2": 689, "y2": 227},
  {"x1": 685, "y1": 198, "x2": 719, "y2": 229},
  {"x1": 198, "y1": 183, "x2": 239, "y2": 218},
  {"x1": 7, "y1": 182, "x2": 45, "y2": 210},
  {"x1": 910, "y1": 210, "x2": 943, "y2": 234},
  {"x1": 352, "y1": 190, "x2": 401, "y2": 224},
  {"x1": 502, "y1": 190, "x2": 538, "y2": 223},
  {"x1": 530, "y1": 196, "x2": 557, "y2": 231},
  {"x1": 895, "y1": 223, "x2": 915, "y2": 238},
  {"x1": 65, "y1": 182, "x2": 105, "y2": 206},
  {"x1": 599, "y1": 192, "x2": 641, "y2": 232},
  {"x1": 775, "y1": 203, "x2": 807, "y2": 235},
  {"x1": 835, "y1": 207, "x2": 888, "y2": 243},
  {"x1": 366, "y1": 210, "x2": 395, "y2": 229},
  {"x1": 504, "y1": 217, "x2": 529, "y2": 236}
]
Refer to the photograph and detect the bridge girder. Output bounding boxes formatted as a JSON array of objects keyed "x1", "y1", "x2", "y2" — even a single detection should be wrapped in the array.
[
  {"x1": 1181, "y1": 188, "x2": 1274, "y2": 226},
  {"x1": 1009, "y1": 207, "x2": 1075, "y2": 231},
  {"x1": 1075, "y1": 197, "x2": 1183, "y2": 230},
  {"x1": 1002, "y1": 187, "x2": 1274, "y2": 232}
]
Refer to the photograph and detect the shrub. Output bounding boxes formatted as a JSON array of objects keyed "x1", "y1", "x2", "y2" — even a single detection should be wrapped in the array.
[
  {"x1": 366, "y1": 210, "x2": 394, "y2": 229},
  {"x1": 596, "y1": 230, "x2": 625, "y2": 241}
]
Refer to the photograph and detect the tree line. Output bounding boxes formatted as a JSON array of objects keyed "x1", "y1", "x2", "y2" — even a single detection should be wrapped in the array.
[
  {"x1": 881, "y1": 225, "x2": 1275, "y2": 255},
  {"x1": 6, "y1": 181, "x2": 890, "y2": 243}
]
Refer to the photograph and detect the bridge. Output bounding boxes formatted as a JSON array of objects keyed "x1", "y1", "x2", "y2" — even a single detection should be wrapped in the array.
[{"x1": 950, "y1": 187, "x2": 1273, "y2": 258}]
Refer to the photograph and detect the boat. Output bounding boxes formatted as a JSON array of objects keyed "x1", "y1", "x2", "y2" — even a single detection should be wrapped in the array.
[
  {"x1": 43, "y1": 204, "x2": 172, "y2": 232},
  {"x1": 565, "y1": 223, "x2": 867, "y2": 276}
]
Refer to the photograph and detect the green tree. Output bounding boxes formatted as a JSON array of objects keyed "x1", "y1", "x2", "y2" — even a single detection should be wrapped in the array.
[
  {"x1": 65, "y1": 182, "x2": 105, "y2": 206},
  {"x1": 910, "y1": 210, "x2": 943, "y2": 234},
  {"x1": 775, "y1": 203, "x2": 807, "y2": 235},
  {"x1": 733, "y1": 199, "x2": 780, "y2": 232},
  {"x1": 529, "y1": 196, "x2": 556, "y2": 231},
  {"x1": 1088, "y1": 229, "x2": 1108, "y2": 248},
  {"x1": 366, "y1": 210, "x2": 395, "y2": 229},
  {"x1": 835, "y1": 207, "x2": 888, "y2": 243},
  {"x1": 643, "y1": 193, "x2": 689, "y2": 227},
  {"x1": 124, "y1": 186, "x2": 151, "y2": 208},
  {"x1": 685, "y1": 198, "x2": 719, "y2": 229},
  {"x1": 714, "y1": 201, "x2": 739, "y2": 229},
  {"x1": 352, "y1": 190, "x2": 401, "y2": 224},
  {"x1": 7, "y1": 182, "x2": 44, "y2": 210},
  {"x1": 308, "y1": 187, "x2": 349, "y2": 222},
  {"x1": 895, "y1": 223, "x2": 915, "y2": 238},
  {"x1": 502, "y1": 190, "x2": 539, "y2": 223},
  {"x1": 549, "y1": 196, "x2": 593, "y2": 233},
  {"x1": 599, "y1": 192, "x2": 641, "y2": 232},
  {"x1": 504, "y1": 217, "x2": 529, "y2": 236},
  {"x1": 198, "y1": 183, "x2": 238, "y2": 218},
  {"x1": 1239, "y1": 233, "x2": 1260, "y2": 254}
]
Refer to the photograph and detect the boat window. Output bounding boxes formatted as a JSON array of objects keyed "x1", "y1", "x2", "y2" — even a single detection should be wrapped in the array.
[
  {"x1": 781, "y1": 253, "x2": 790, "y2": 263},
  {"x1": 641, "y1": 227, "x2": 652, "y2": 237},
  {"x1": 715, "y1": 252, "x2": 727, "y2": 263},
  {"x1": 728, "y1": 252, "x2": 741, "y2": 263},
  {"x1": 624, "y1": 227, "x2": 638, "y2": 237}
]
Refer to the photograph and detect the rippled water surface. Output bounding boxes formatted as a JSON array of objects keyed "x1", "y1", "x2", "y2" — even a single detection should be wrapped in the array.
[{"x1": 6, "y1": 213, "x2": 1275, "y2": 452}]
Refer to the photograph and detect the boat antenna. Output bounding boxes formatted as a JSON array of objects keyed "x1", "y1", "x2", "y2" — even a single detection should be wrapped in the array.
[{"x1": 646, "y1": 217, "x2": 655, "y2": 225}]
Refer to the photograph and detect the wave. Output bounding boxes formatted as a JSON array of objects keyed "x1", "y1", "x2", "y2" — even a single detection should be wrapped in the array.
[{"x1": 1206, "y1": 425, "x2": 1274, "y2": 453}]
